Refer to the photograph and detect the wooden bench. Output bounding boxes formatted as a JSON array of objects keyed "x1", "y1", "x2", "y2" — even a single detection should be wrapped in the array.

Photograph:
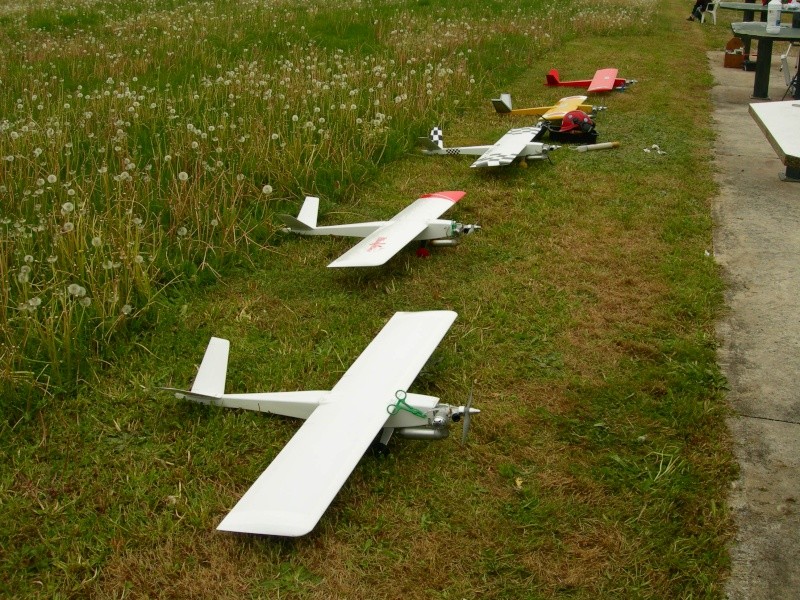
[{"x1": 749, "y1": 101, "x2": 800, "y2": 181}]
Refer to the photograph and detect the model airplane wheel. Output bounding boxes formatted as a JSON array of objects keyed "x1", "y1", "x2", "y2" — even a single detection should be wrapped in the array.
[{"x1": 370, "y1": 441, "x2": 391, "y2": 457}]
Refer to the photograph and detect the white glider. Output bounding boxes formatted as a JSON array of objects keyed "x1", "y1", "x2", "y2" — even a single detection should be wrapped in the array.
[
  {"x1": 278, "y1": 191, "x2": 479, "y2": 268},
  {"x1": 163, "y1": 311, "x2": 479, "y2": 537}
]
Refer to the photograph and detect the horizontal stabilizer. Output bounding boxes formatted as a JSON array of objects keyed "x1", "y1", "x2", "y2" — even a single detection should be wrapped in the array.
[
  {"x1": 160, "y1": 386, "x2": 220, "y2": 404},
  {"x1": 419, "y1": 136, "x2": 444, "y2": 153},
  {"x1": 491, "y1": 93, "x2": 513, "y2": 113},
  {"x1": 278, "y1": 214, "x2": 314, "y2": 231}
]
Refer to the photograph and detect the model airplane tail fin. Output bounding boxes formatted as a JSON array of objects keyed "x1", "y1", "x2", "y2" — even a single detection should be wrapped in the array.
[
  {"x1": 419, "y1": 126, "x2": 445, "y2": 153},
  {"x1": 491, "y1": 93, "x2": 513, "y2": 114},
  {"x1": 545, "y1": 69, "x2": 560, "y2": 86},
  {"x1": 191, "y1": 337, "x2": 229, "y2": 397},
  {"x1": 278, "y1": 196, "x2": 319, "y2": 231},
  {"x1": 161, "y1": 337, "x2": 229, "y2": 402}
]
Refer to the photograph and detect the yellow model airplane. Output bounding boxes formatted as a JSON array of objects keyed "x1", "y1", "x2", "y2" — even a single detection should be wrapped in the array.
[{"x1": 491, "y1": 94, "x2": 603, "y2": 120}]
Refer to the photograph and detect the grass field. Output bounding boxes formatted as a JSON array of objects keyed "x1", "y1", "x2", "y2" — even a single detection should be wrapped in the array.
[{"x1": 1, "y1": 0, "x2": 739, "y2": 597}]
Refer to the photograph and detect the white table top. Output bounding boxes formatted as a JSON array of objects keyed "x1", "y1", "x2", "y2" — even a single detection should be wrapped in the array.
[{"x1": 749, "y1": 101, "x2": 800, "y2": 167}]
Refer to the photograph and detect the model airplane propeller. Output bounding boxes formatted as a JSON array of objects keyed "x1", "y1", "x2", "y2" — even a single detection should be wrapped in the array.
[
  {"x1": 278, "y1": 191, "x2": 479, "y2": 267},
  {"x1": 545, "y1": 68, "x2": 636, "y2": 92},
  {"x1": 420, "y1": 124, "x2": 557, "y2": 168},
  {"x1": 162, "y1": 311, "x2": 480, "y2": 537}
]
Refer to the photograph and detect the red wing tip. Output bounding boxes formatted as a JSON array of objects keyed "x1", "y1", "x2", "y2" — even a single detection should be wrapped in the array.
[{"x1": 423, "y1": 191, "x2": 466, "y2": 203}]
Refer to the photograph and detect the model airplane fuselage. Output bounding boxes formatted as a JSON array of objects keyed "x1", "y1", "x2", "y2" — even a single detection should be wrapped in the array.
[
  {"x1": 278, "y1": 191, "x2": 479, "y2": 268},
  {"x1": 163, "y1": 311, "x2": 479, "y2": 537}
]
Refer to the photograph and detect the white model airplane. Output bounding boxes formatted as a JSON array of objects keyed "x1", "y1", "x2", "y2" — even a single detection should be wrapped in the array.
[
  {"x1": 163, "y1": 311, "x2": 479, "y2": 537},
  {"x1": 419, "y1": 124, "x2": 557, "y2": 168},
  {"x1": 278, "y1": 191, "x2": 479, "y2": 267}
]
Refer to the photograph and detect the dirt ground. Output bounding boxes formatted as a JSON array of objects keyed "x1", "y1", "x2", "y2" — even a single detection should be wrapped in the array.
[{"x1": 708, "y1": 48, "x2": 800, "y2": 599}]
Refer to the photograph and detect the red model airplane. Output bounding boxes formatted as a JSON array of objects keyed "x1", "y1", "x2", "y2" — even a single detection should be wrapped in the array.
[{"x1": 545, "y1": 68, "x2": 635, "y2": 92}]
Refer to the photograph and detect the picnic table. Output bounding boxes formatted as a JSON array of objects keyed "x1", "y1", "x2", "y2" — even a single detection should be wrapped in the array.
[
  {"x1": 723, "y1": 4, "x2": 800, "y2": 63},
  {"x1": 749, "y1": 100, "x2": 800, "y2": 181},
  {"x1": 731, "y1": 22, "x2": 800, "y2": 98}
]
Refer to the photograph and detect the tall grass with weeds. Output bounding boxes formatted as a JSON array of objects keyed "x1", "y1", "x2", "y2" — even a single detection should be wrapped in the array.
[{"x1": 0, "y1": 0, "x2": 656, "y2": 403}]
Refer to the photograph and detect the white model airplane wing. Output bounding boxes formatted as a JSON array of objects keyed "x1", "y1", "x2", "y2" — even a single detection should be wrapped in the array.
[
  {"x1": 471, "y1": 126, "x2": 544, "y2": 168},
  {"x1": 216, "y1": 310, "x2": 458, "y2": 536},
  {"x1": 328, "y1": 191, "x2": 464, "y2": 268}
]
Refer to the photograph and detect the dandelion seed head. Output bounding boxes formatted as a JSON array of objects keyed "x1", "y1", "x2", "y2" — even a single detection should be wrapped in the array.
[
  {"x1": 177, "y1": 226, "x2": 188, "y2": 236},
  {"x1": 47, "y1": 174, "x2": 57, "y2": 184},
  {"x1": 262, "y1": 184, "x2": 273, "y2": 195},
  {"x1": 177, "y1": 171, "x2": 189, "y2": 181},
  {"x1": 122, "y1": 304, "x2": 133, "y2": 315},
  {"x1": 79, "y1": 297, "x2": 92, "y2": 307},
  {"x1": 62, "y1": 222, "x2": 74, "y2": 233},
  {"x1": 67, "y1": 283, "x2": 86, "y2": 297},
  {"x1": 61, "y1": 202, "x2": 74, "y2": 214},
  {"x1": 91, "y1": 236, "x2": 102, "y2": 247}
]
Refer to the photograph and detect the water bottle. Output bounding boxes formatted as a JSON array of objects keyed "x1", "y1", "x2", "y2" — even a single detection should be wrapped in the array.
[{"x1": 766, "y1": 0, "x2": 782, "y2": 33}]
